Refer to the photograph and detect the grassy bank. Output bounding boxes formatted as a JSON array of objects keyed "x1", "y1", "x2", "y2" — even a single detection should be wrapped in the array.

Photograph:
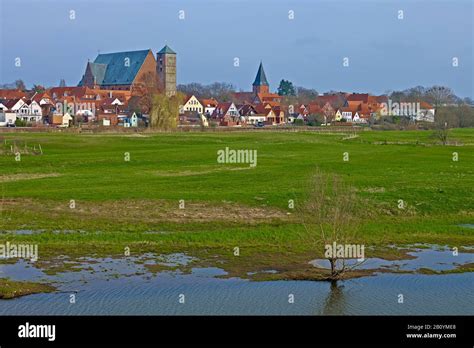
[{"x1": 0, "y1": 129, "x2": 473, "y2": 279}]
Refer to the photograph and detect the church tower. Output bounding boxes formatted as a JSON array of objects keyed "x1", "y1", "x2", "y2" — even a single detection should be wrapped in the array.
[
  {"x1": 157, "y1": 45, "x2": 177, "y2": 97},
  {"x1": 252, "y1": 62, "x2": 269, "y2": 95}
]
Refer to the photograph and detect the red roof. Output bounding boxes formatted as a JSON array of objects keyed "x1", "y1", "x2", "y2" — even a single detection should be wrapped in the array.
[
  {"x1": 3, "y1": 98, "x2": 23, "y2": 109},
  {"x1": 419, "y1": 101, "x2": 433, "y2": 109},
  {"x1": 211, "y1": 102, "x2": 233, "y2": 118},
  {"x1": 257, "y1": 92, "x2": 280, "y2": 100},
  {"x1": 368, "y1": 95, "x2": 388, "y2": 104},
  {"x1": 346, "y1": 93, "x2": 369, "y2": 103},
  {"x1": 0, "y1": 89, "x2": 27, "y2": 99},
  {"x1": 308, "y1": 103, "x2": 322, "y2": 114},
  {"x1": 238, "y1": 103, "x2": 257, "y2": 116},
  {"x1": 233, "y1": 92, "x2": 255, "y2": 104},
  {"x1": 200, "y1": 98, "x2": 218, "y2": 107},
  {"x1": 342, "y1": 106, "x2": 359, "y2": 113},
  {"x1": 254, "y1": 103, "x2": 275, "y2": 115},
  {"x1": 31, "y1": 92, "x2": 54, "y2": 103},
  {"x1": 314, "y1": 94, "x2": 343, "y2": 108},
  {"x1": 47, "y1": 87, "x2": 131, "y2": 103}
]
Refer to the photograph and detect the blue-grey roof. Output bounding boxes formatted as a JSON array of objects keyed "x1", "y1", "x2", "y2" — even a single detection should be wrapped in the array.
[
  {"x1": 158, "y1": 45, "x2": 176, "y2": 54},
  {"x1": 88, "y1": 63, "x2": 107, "y2": 85},
  {"x1": 93, "y1": 49, "x2": 151, "y2": 86},
  {"x1": 253, "y1": 62, "x2": 269, "y2": 86}
]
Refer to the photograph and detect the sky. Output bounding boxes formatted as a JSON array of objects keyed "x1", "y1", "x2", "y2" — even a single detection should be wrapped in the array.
[{"x1": 0, "y1": 0, "x2": 473, "y2": 98}]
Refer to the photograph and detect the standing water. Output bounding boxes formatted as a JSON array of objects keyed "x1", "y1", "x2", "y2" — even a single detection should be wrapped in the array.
[{"x1": 0, "y1": 248, "x2": 472, "y2": 315}]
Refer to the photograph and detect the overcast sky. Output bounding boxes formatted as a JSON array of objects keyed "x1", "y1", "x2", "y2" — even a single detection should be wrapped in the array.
[{"x1": 0, "y1": 0, "x2": 472, "y2": 98}]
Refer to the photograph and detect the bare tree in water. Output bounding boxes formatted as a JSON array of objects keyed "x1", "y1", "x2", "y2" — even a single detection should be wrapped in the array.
[{"x1": 298, "y1": 169, "x2": 365, "y2": 280}]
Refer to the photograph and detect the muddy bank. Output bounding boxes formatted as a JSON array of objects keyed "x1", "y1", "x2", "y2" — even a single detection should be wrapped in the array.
[{"x1": 0, "y1": 279, "x2": 55, "y2": 299}]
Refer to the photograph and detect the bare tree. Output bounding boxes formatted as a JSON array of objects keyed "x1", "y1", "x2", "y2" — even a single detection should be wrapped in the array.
[
  {"x1": 297, "y1": 169, "x2": 364, "y2": 280},
  {"x1": 296, "y1": 86, "x2": 319, "y2": 103},
  {"x1": 322, "y1": 104, "x2": 335, "y2": 124},
  {"x1": 433, "y1": 121, "x2": 449, "y2": 145},
  {"x1": 425, "y1": 86, "x2": 455, "y2": 108},
  {"x1": 177, "y1": 82, "x2": 236, "y2": 101}
]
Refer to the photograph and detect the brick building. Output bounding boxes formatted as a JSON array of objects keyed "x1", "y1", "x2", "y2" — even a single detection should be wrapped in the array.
[{"x1": 78, "y1": 46, "x2": 176, "y2": 96}]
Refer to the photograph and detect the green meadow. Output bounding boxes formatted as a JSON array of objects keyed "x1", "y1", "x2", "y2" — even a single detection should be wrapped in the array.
[{"x1": 0, "y1": 129, "x2": 473, "y2": 277}]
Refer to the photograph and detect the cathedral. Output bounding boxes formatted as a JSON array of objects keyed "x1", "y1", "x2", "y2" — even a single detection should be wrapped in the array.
[{"x1": 78, "y1": 45, "x2": 176, "y2": 96}]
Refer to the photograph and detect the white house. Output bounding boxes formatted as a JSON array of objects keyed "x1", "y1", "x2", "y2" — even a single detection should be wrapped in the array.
[
  {"x1": 182, "y1": 95, "x2": 203, "y2": 114},
  {"x1": 27, "y1": 100, "x2": 42, "y2": 116},
  {"x1": 0, "y1": 111, "x2": 17, "y2": 126},
  {"x1": 130, "y1": 112, "x2": 138, "y2": 127},
  {"x1": 58, "y1": 113, "x2": 73, "y2": 127},
  {"x1": 341, "y1": 110, "x2": 353, "y2": 122},
  {"x1": 2, "y1": 98, "x2": 42, "y2": 123},
  {"x1": 4, "y1": 98, "x2": 26, "y2": 113},
  {"x1": 109, "y1": 98, "x2": 123, "y2": 106},
  {"x1": 248, "y1": 115, "x2": 267, "y2": 125},
  {"x1": 201, "y1": 98, "x2": 218, "y2": 116},
  {"x1": 211, "y1": 102, "x2": 240, "y2": 119},
  {"x1": 416, "y1": 102, "x2": 435, "y2": 123},
  {"x1": 31, "y1": 92, "x2": 53, "y2": 106},
  {"x1": 352, "y1": 112, "x2": 361, "y2": 123}
]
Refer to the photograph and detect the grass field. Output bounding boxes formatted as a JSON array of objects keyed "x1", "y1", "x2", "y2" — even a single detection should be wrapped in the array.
[{"x1": 0, "y1": 129, "x2": 473, "y2": 279}]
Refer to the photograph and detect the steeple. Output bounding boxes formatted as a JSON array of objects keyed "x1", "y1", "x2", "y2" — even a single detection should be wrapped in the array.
[
  {"x1": 253, "y1": 62, "x2": 269, "y2": 86},
  {"x1": 252, "y1": 62, "x2": 269, "y2": 94}
]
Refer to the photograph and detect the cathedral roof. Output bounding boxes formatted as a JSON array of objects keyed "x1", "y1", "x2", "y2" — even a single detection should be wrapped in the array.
[
  {"x1": 79, "y1": 49, "x2": 151, "y2": 86},
  {"x1": 87, "y1": 62, "x2": 107, "y2": 85}
]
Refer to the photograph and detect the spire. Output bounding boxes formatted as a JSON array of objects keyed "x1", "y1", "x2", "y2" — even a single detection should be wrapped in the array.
[{"x1": 252, "y1": 62, "x2": 269, "y2": 86}]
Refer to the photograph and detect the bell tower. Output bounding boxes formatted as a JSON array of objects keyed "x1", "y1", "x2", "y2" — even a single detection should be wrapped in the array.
[{"x1": 157, "y1": 45, "x2": 177, "y2": 97}]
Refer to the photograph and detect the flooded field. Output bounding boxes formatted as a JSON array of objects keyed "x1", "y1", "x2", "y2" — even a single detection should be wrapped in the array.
[{"x1": 0, "y1": 246, "x2": 472, "y2": 315}]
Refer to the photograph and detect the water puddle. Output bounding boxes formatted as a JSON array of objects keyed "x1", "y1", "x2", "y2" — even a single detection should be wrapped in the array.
[
  {"x1": 309, "y1": 246, "x2": 473, "y2": 272},
  {"x1": 0, "y1": 246, "x2": 472, "y2": 315},
  {"x1": 459, "y1": 224, "x2": 474, "y2": 229}
]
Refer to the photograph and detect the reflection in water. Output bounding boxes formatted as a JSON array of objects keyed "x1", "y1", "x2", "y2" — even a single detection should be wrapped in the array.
[{"x1": 321, "y1": 281, "x2": 346, "y2": 315}]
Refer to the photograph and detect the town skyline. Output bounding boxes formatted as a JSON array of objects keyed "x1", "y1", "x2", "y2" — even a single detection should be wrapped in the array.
[{"x1": 0, "y1": 0, "x2": 472, "y2": 98}]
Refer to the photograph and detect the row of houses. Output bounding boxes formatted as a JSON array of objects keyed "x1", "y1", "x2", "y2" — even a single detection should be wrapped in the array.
[
  {"x1": 179, "y1": 63, "x2": 435, "y2": 127},
  {"x1": 0, "y1": 87, "x2": 142, "y2": 127},
  {"x1": 180, "y1": 63, "x2": 285, "y2": 127},
  {"x1": 292, "y1": 93, "x2": 435, "y2": 124},
  {"x1": 181, "y1": 92, "x2": 436, "y2": 127},
  {"x1": 181, "y1": 97, "x2": 285, "y2": 127}
]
